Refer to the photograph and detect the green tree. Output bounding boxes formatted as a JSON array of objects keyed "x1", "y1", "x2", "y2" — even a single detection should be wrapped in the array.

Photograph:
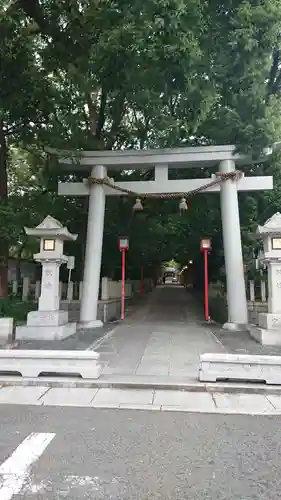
[
  {"x1": 0, "y1": 3, "x2": 57, "y2": 295},
  {"x1": 3, "y1": 0, "x2": 281, "y2": 289}
]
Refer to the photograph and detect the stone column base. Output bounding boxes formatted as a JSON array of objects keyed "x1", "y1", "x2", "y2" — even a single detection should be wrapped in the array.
[
  {"x1": 78, "y1": 319, "x2": 103, "y2": 330},
  {"x1": 222, "y1": 322, "x2": 248, "y2": 332}
]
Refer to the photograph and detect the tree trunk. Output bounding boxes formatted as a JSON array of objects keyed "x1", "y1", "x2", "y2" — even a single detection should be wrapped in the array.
[
  {"x1": 15, "y1": 244, "x2": 25, "y2": 286},
  {"x1": 0, "y1": 122, "x2": 8, "y2": 298}
]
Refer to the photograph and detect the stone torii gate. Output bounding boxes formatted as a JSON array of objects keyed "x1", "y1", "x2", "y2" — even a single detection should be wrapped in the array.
[{"x1": 49, "y1": 145, "x2": 274, "y2": 331}]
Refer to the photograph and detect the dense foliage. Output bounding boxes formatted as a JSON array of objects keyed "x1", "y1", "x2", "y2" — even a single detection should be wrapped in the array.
[{"x1": 1, "y1": 0, "x2": 281, "y2": 294}]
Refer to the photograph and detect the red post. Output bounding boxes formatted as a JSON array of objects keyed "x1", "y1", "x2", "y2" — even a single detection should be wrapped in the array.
[
  {"x1": 118, "y1": 236, "x2": 129, "y2": 320},
  {"x1": 200, "y1": 238, "x2": 211, "y2": 322},
  {"x1": 140, "y1": 266, "x2": 144, "y2": 296},
  {"x1": 121, "y1": 249, "x2": 125, "y2": 320},
  {"x1": 203, "y1": 249, "x2": 209, "y2": 321}
]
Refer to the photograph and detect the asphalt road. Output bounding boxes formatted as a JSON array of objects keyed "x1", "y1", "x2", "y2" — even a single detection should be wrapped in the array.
[{"x1": 0, "y1": 406, "x2": 281, "y2": 499}]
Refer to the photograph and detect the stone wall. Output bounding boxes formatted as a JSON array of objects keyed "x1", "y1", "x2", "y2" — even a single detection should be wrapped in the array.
[
  {"x1": 61, "y1": 298, "x2": 130, "y2": 324},
  {"x1": 14, "y1": 277, "x2": 154, "y2": 302},
  {"x1": 101, "y1": 278, "x2": 132, "y2": 300},
  {"x1": 208, "y1": 295, "x2": 268, "y2": 327}
]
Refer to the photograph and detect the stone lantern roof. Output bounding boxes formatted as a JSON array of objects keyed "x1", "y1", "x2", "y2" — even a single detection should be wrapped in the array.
[
  {"x1": 257, "y1": 212, "x2": 281, "y2": 237},
  {"x1": 24, "y1": 215, "x2": 77, "y2": 241}
]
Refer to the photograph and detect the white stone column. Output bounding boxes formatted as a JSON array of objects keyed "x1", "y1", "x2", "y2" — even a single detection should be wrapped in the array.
[
  {"x1": 79, "y1": 281, "x2": 83, "y2": 300},
  {"x1": 249, "y1": 281, "x2": 255, "y2": 302},
  {"x1": 101, "y1": 277, "x2": 109, "y2": 300},
  {"x1": 12, "y1": 280, "x2": 18, "y2": 295},
  {"x1": 22, "y1": 277, "x2": 30, "y2": 301},
  {"x1": 80, "y1": 165, "x2": 106, "y2": 327},
  {"x1": 219, "y1": 159, "x2": 248, "y2": 329},
  {"x1": 67, "y1": 281, "x2": 74, "y2": 301},
  {"x1": 261, "y1": 280, "x2": 267, "y2": 303},
  {"x1": 35, "y1": 280, "x2": 41, "y2": 300}
]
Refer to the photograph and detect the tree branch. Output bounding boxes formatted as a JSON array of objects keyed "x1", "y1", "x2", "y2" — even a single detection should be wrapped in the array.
[
  {"x1": 272, "y1": 70, "x2": 281, "y2": 95},
  {"x1": 87, "y1": 91, "x2": 99, "y2": 137},
  {"x1": 0, "y1": 120, "x2": 8, "y2": 200},
  {"x1": 7, "y1": 0, "x2": 49, "y2": 34},
  {"x1": 267, "y1": 48, "x2": 281, "y2": 100},
  {"x1": 106, "y1": 92, "x2": 126, "y2": 150},
  {"x1": 5, "y1": 122, "x2": 24, "y2": 136},
  {"x1": 82, "y1": 109, "x2": 91, "y2": 140},
  {"x1": 95, "y1": 87, "x2": 107, "y2": 140}
]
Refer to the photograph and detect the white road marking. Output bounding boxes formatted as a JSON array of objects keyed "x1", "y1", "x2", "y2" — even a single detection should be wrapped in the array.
[
  {"x1": 23, "y1": 475, "x2": 121, "y2": 496},
  {"x1": 0, "y1": 432, "x2": 55, "y2": 500},
  {"x1": 86, "y1": 327, "x2": 116, "y2": 351}
]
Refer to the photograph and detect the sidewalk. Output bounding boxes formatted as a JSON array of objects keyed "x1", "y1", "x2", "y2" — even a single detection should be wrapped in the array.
[
  {"x1": 0, "y1": 384, "x2": 279, "y2": 414},
  {"x1": 96, "y1": 285, "x2": 225, "y2": 380}
]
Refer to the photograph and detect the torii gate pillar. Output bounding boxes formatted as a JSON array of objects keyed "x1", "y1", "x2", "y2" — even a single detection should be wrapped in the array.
[
  {"x1": 80, "y1": 165, "x2": 106, "y2": 328},
  {"x1": 219, "y1": 159, "x2": 248, "y2": 330}
]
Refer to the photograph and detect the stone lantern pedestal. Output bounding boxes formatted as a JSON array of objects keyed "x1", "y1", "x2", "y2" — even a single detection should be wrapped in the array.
[
  {"x1": 16, "y1": 216, "x2": 78, "y2": 341},
  {"x1": 249, "y1": 212, "x2": 281, "y2": 345}
]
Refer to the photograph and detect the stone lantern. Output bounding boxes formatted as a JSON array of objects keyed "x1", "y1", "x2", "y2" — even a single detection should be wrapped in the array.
[
  {"x1": 16, "y1": 215, "x2": 78, "y2": 340},
  {"x1": 249, "y1": 212, "x2": 281, "y2": 345}
]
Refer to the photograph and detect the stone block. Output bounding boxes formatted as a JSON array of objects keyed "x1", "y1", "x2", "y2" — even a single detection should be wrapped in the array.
[
  {"x1": 16, "y1": 322, "x2": 76, "y2": 341},
  {"x1": 199, "y1": 352, "x2": 281, "y2": 384},
  {"x1": 0, "y1": 349, "x2": 101, "y2": 379},
  {"x1": 258, "y1": 313, "x2": 281, "y2": 330},
  {"x1": 249, "y1": 324, "x2": 281, "y2": 346},
  {"x1": 0, "y1": 317, "x2": 13, "y2": 343},
  {"x1": 26, "y1": 310, "x2": 69, "y2": 327}
]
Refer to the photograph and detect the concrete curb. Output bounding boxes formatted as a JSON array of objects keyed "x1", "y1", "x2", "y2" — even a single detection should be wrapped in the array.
[{"x1": 1, "y1": 376, "x2": 281, "y2": 395}]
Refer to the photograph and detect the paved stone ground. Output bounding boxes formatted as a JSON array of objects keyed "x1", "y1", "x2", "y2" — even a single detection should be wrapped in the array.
[
  {"x1": 214, "y1": 326, "x2": 281, "y2": 356},
  {"x1": 0, "y1": 405, "x2": 281, "y2": 499},
  {"x1": 0, "y1": 385, "x2": 280, "y2": 414},
  {"x1": 8, "y1": 284, "x2": 281, "y2": 385},
  {"x1": 96, "y1": 285, "x2": 225, "y2": 379}
]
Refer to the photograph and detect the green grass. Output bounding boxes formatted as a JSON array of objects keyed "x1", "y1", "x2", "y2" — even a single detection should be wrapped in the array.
[{"x1": 0, "y1": 299, "x2": 37, "y2": 322}]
